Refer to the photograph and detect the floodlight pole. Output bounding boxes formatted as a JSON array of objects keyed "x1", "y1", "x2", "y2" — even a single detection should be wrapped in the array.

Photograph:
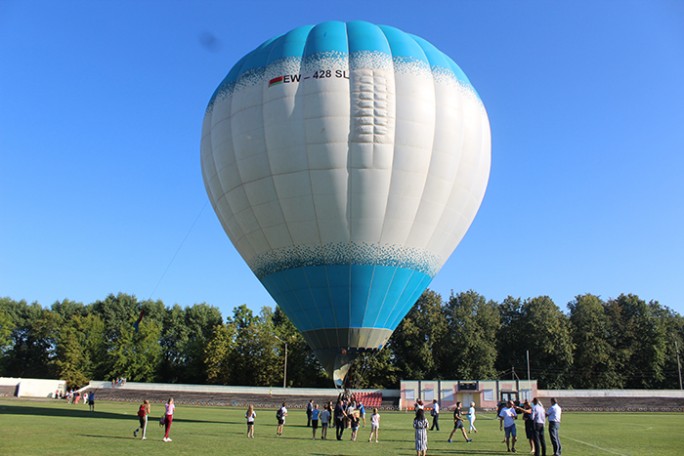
[{"x1": 274, "y1": 335, "x2": 288, "y2": 388}]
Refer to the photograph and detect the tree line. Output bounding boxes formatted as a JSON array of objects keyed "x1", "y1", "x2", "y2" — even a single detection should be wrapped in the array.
[{"x1": 1, "y1": 291, "x2": 682, "y2": 390}]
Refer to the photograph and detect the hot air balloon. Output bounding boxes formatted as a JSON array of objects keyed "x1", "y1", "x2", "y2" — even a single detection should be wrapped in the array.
[{"x1": 200, "y1": 21, "x2": 490, "y2": 386}]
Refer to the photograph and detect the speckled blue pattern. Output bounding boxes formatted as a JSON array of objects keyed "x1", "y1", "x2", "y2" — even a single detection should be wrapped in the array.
[{"x1": 250, "y1": 241, "x2": 440, "y2": 280}]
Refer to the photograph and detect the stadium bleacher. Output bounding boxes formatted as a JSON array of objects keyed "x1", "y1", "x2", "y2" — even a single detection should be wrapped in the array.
[{"x1": 353, "y1": 391, "x2": 382, "y2": 408}]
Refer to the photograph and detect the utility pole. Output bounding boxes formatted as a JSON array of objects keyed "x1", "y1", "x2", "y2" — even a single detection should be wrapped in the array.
[
  {"x1": 284, "y1": 341, "x2": 288, "y2": 388},
  {"x1": 526, "y1": 350, "x2": 531, "y2": 381},
  {"x1": 274, "y1": 335, "x2": 288, "y2": 388},
  {"x1": 676, "y1": 339, "x2": 683, "y2": 391}
]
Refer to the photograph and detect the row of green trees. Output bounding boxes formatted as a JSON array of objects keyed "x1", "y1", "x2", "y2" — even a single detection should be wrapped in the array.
[{"x1": 1, "y1": 291, "x2": 682, "y2": 389}]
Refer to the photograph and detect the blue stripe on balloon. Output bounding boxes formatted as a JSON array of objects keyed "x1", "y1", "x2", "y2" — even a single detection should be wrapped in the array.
[
  {"x1": 385, "y1": 272, "x2": 433, "y2": 330},
  {"x1": 346, "y1": 21, "x2": 392, "y2": 54},
  {"x1": 411, "y1": 34, "x2": 473, "y2": 87},
  {"x1": 259, "y1": 264, "x2": 432, "y2": 332},
  {"x1": 305, "y1": 21, "x2": 349, "y2": 55},
  {"x1": 207, "y1": 21, "x2": 476, "y2": 112},
  {"x1": 377, "y1": 24, "x2": 429, "y2": 64},
  {"x1": 411, "y1": 35, "x2": 449, "y2": 67},
  {"x1": 266, "y1": 24, "x2": 313, "y2": 62}
]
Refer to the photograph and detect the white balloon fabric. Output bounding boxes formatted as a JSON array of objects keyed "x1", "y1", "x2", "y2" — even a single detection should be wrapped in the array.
[{"x1": 201, "y1": 21, "x2": 490, "y2": 384}]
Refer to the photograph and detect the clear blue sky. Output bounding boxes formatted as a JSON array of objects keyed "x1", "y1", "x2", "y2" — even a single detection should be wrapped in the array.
[{"x1": 2, "y1": 1, "x2": 683, "y2": 318}]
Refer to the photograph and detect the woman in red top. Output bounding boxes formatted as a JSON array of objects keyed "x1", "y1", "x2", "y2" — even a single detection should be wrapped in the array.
[{"x1": 134, "y1": 400, "x2": 150, "y2": 440}]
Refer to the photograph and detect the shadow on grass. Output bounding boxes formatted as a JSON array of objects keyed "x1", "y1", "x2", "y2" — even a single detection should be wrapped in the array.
[
  {"x1": 0, "y1": 404, "x2": 226, "y2": 424},
  {"x1": 77, "y1": 434, "x2": 139, "y2": 440},
  {"x1": 430, "y1": 448, "x2": 510, "y2": 455},
  {"x1": 0, "y1": 404, "x2": 127, "y2": 420}
]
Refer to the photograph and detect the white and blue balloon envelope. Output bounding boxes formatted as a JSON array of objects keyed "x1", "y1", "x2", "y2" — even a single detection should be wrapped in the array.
[{"x1": 201, "y1": 21, "x2": 490, "y2": 385}]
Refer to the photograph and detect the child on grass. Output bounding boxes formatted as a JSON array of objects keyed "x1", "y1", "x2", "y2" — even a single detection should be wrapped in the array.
[
  {"x1": 368, "y1": 408, "x2": 380, "y2": 443},
  {"x1": 245, "y1": 404, "x2": 256, "y2": 438}
]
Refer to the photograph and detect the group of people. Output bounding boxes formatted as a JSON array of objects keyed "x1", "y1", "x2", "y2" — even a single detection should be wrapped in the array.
[
  {"x1": 58, "y1": 389, "x2": 95, "y2": 411},
  {"x1": 498, "y1": 397, "x2": 562, "y2": 456},
  {"x1": 268, "y1": 397, "x2": 380, "y2": 443},
  {"x1": 132, "y1": 397, "x2": 175, "y2": 443},
  {"x1": 332, "y1": 396, "x2": 366, "y2": 441},
  {"x1": 111, "y1": 377, "x2": 127, "y2": 387},
  {"x1": 128, "y1": 394, "x2": 561, "y2": 455}
]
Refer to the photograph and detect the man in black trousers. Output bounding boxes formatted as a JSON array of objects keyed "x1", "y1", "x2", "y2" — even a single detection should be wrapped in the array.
[
  {"x1": 430, "y1": 399, "x2": 440, "y2": 431},
  {"x1": 334, "y1": 399, "x2": 347, "y2": 440},
  {"x1": 531, "y1": 397, "x2": 547, "y2": 456},
  {"x1": 306, "y1": 399, "x2": 314, "y2": 427}
]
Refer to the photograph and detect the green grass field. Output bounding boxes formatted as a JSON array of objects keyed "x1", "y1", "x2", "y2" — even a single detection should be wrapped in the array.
[{"x1": 0, "y1": 399, "x2": 682, "y2": 455}]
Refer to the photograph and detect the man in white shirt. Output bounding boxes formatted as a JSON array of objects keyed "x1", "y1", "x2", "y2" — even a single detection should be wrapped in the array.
[
  {"x1": 546, "y1": 398, "x2": 562, "y2": 456},
  {"x1": 306, "y1": 399, "x2": 314, "y2": 427},
  {"x1": 531, "y1": 398, "x2": 547, "y2": 456},
  {"x1": 430, "y1": 399, "x2": 440, "y2": 431},
  {"x1": 276, "y1": 402, "x2": 288, "y2": 436},
  {"x1": 498, "y1": 400, "x2": 518, "y2": 453}
]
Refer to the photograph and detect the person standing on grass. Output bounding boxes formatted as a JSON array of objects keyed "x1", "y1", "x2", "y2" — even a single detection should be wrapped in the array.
[
  {"x1": 334, "y1": 399, "x2": 347, "y2": 440},
  {"x1": 413, "y1": 408, "x2": 429, "y2": 456},
  {"x1": 134, "y1": 400, "x2": 150, "y2": 440},
  {"x1": 448, "y1": 402, "x2": 472, "y2": 443},
  {"x1": 163, "y1": 397, "x2": 175, "y2": 442},
  {"x1": 430, "y1": 399, "x2": 440, "y2": 431},
  {"x1": 531, "y1": 398, "x2": 546, "y2": 456},
  {"x1": 88, "y1": 390, "x2": 95, "y2": 412},
  {"x1": 276, "y1": 402, "x2": 288, "y2": 436},
  {"x1": 467, "y1": 401, "x2": 478, "y2": 433},
  {"x1": 345, "y1": 399, "x2": 357, "y2": 429},
  {"x1": 245, "y1": 404, "x2": 256, "y2": 438},
  {"x1": 349, "y1": 409, "x2": 360, "y2": 441},
  {"x1": 306, "y1": 399, "x2": 314, "y2": 427},
  {"x1": 546, "y1": 398, "x2": 562, "y2": 456},
  {"x1": 358, "y1": 401, "x2": 366, "y2": 427},
  {"x1": 368, "y1": 408, "x2": 380, "y2": 443},
  {"x1": 498, "y1": 400, "x2": 517, "y2": 452},
  {"x1": 516, "y1": 399, "x2": 535, "y2": 454},
  {"x1": 320, "y1": 403, "x2": 331, "y2": 439},
  {"x1": 311, "y1": 403, "x2": 320, "y2": 439}
]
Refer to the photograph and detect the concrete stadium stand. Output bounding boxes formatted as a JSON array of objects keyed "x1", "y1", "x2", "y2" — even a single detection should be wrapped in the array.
[
  {"x1": 537, "y1": 389, "x2": 684, "y2": 412},
  {"x1": 85, "y1": 381, "x2": 399, "y2": 410}
]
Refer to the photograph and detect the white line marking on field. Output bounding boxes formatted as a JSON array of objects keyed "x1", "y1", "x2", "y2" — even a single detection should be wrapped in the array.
[{"x1": 565, "y1": 435, "x2": 629, "y2": 456}]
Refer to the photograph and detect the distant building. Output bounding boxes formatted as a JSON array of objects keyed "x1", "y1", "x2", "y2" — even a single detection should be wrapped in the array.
[{"x1": 400, "y1": 379, "x2": 538, "y2": 411}]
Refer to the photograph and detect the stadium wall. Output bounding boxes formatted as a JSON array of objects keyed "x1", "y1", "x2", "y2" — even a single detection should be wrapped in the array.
[
  {"x1": 537, "y1": 389, "x2": 684, "y2": 412},
  {"x1": 0, "y1": 377, "x2": 66, "y2": 398},
  {"x1": 4, "y1": 377, "x2": 683, "y2": 412},
  {"x1": 399, "y1": 381, "x2": 684, "y2": 412},
  {"x1": 538, "y1": 389, "x2": 684, "y2": 398}
]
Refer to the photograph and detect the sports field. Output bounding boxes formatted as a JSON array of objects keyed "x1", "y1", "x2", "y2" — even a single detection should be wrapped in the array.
[{"x1": 0, "y1": 399, "x2": 681, "y2": 455}]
